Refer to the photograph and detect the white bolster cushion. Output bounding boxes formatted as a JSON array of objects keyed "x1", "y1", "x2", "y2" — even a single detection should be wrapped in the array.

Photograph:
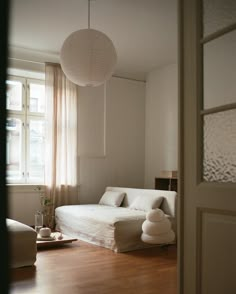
[
  {"x1": 142, "y1": 219, "x2": 171, "y2": 235},
  {"x1": 141, "y1": 231, "x2": 175, "y2": 244},
  {"x1": 146, "y1": 209, "x2": 165, "y2": 222}
]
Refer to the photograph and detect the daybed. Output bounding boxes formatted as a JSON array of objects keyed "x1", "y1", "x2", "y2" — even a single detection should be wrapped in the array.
[
  {"x1": 7, "y1": 218, "x2": 37, "y2": 268},
  {"x1": 55, "y1": 186, "x2": 177, "y2": 253}
]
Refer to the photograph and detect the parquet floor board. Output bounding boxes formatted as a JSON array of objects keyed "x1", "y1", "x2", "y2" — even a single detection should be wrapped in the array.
[{"x1": 10, "y1": 240, "x2": 177, "y2": 294}]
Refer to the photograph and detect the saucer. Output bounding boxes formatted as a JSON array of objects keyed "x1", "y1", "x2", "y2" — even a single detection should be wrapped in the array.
[{"x1": 37, "y1": 235, "x2": 55, "y2": 241}]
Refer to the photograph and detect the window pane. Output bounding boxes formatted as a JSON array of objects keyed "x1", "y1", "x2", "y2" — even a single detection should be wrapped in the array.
[
  {"x1": 29, "y1": 119, "x2": 45, "y2": 182},
  {"x1": 203, "y1": 30, "x2": 236, "y2": 110},
  {"x1": 203, "y1": 109, "x2": 236, "y2": 183},
  {"x1": 6, "y1": 80, "x2": 22, "y2": 111},
  {"x1": 6, "y1": 118, "x2": 23, "y2": 181},
  {"x1": 203, "y1": 0, "x2": 236, "y2": 37},
  {"x1": 29, "y1": 82, "x2": 45, "y2": 113}
]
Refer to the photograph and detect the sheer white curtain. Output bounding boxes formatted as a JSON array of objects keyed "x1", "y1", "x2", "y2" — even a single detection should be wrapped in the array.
[{"x1": 45, "y1": 63, "x2": 78, "y2": 211}]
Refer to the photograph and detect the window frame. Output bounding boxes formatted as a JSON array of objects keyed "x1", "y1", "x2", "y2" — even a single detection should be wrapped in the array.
[{"x1": 6, "y1": 75, "x2": 45, "y2": 184}]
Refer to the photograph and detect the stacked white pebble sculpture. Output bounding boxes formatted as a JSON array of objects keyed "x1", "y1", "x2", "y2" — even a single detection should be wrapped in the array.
[{"x1": 141, "y1": 208, "x2": 175, "y2": 244}]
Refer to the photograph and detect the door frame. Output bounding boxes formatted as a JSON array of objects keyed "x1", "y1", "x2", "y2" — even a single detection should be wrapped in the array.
[
  {"x1": 178, "y1": 0, "x2": 201, "y2": 292},
  {"x1": 178, "y1": 0, "x2": 236, "y2": 293}
]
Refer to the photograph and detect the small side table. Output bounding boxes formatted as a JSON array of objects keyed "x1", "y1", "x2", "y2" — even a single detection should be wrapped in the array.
[{"x1": 155, "y1": 177, "x2": 178, "y2": 191}]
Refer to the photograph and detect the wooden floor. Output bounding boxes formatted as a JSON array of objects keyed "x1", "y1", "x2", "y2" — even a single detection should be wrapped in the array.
[{"x1": 10, "y1": 241, "x2": 177, "y2": 294}]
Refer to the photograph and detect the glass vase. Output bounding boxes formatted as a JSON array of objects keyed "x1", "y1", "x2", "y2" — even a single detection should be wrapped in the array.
[{"x1": 35, "y1": 211, "x2": 43, "y2": 234}]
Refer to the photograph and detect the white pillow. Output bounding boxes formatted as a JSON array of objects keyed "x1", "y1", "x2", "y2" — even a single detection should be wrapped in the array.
[
  {"x1": 129, "y1": 195, "x2": 163, "y2": 212},
  {"x1": 99, "y1": 191, "x2": 125, "y2": 207}
]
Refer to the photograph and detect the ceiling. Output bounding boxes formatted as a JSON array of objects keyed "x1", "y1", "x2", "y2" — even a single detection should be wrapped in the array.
[{"x1": 8, "y1": 0, "x2": 178, "y2": 81}]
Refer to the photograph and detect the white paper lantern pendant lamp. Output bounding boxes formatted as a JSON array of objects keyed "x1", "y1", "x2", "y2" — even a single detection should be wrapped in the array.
[{"x1": 60, "y1": 0, "x2": 117, "y2": 87}]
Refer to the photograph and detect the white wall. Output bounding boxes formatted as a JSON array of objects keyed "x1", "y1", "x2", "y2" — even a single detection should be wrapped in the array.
[
  {"x1": 145, "y1": 63, "x2": 178, "y2": 188},
  {"x1": 8, "y1": 66, "x2": 180, "y2": 222},
  {"x1": 8, "y1": 76, "x2": 146, "y2": 225},
  {"x1": 79, "y1": 76, "x2": 146, "y2": 204}
]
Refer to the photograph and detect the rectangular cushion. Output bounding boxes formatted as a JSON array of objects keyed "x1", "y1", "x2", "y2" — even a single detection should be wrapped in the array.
[
  {"x1": 129, "y1": 195, "x2": 163, "y2": 212},
  {"x1": 99, "y1": 191, "x2": 125, "y2": 207}
]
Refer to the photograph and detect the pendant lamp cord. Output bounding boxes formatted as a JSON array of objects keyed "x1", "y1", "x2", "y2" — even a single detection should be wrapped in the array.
[{"x1": 88, "y1": 0, "x2": 91, "y2": 29}]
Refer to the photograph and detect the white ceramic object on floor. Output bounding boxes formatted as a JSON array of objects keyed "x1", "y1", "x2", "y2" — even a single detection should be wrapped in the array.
[{"x1": 39, "y1": 227, "x2": 51, "y2": 238}]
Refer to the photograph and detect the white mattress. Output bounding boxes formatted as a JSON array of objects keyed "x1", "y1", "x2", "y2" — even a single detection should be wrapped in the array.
[
  {"x1": 7, "y1": 218, "x2": 37, "y2": 268},
  {"x1": 55, "y1": 204, "x2": 172, "y2": 252}
]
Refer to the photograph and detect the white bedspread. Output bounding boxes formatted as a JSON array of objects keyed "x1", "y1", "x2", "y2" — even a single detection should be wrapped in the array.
[{"x1": 55, "y1": 204, "x2": 157, "y2": 252}]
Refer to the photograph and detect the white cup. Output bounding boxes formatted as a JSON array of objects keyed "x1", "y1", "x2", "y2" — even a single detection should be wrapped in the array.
[{"x1": 39, "y1": 227, "x2": 51, "y2": 238}]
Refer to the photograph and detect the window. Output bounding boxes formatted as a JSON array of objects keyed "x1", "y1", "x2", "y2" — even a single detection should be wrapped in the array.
[{"x1": 6, "y1": 75, "x2": 45, "y2": 184}]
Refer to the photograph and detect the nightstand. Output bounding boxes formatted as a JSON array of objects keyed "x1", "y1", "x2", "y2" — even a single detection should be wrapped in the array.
[{"x1": 155, "y1": 177, "x2": 178, "y2": 191}]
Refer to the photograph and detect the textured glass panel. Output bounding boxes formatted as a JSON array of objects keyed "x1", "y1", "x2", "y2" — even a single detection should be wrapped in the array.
[
  {"x1": 29, "y1": 119, "x2": 45, "y2": 182},
  {"x1": 29, "y1": 82, "x2": 45, "y2": 113},
  {"x1": 204, "y1": 30, "x2": 236, "y2": 110},
  {"x1": 6, "y1": 80, "x2": 22, "y2": 111},
  {"x1": 203, "y1": 109, "x2": 236, "y2": 183},
  {"x1": 6, "y1": 117, "x2": 23, "y2": 181},
  {"x1": 203, "y1": 0, "x2": 236, "y2": 37}
]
